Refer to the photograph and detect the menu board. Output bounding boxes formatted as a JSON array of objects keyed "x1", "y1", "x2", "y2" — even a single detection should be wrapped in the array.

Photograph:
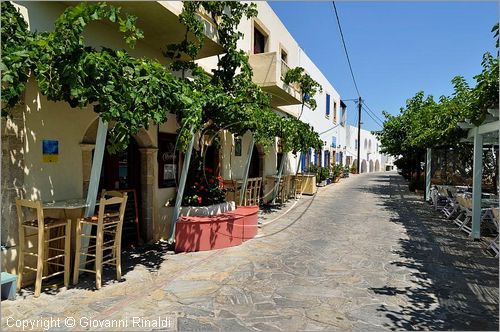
[{"x1": 158, "y1": 133, "x2": 179, "y2": 188}]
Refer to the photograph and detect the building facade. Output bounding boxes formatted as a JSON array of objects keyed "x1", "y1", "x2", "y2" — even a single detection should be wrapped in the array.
[{"x1": 1, "y1": 1, "x2": 389, "y2": 274}]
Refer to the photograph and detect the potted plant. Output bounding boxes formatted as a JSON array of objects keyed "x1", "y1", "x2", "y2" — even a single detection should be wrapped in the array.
[
  {"x1": 178, "y1": 152, "x2": 232, "y2": 216},
  {"x1": 332, "y1": 164, "x2": 343, "y2": 183}
]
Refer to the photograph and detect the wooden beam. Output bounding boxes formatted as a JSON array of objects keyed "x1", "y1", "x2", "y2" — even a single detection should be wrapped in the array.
[
  {"x1": 471, "y1": 128, "x2": 483, "y2": 240},
  {"x1": 467, "y1": 120, "x2": 500, "y2": 138},
  {"x1": 240, "y1": 134, "x2": 255, "y2": 204},
  {"x1": 168, "y1": 127, "x2": 195, "y2": 244},
  {"x1": 425, "y1": 148, "x2": 431, "y2": 201}
]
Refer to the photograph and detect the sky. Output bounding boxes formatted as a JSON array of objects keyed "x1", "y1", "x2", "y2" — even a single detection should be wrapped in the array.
[{"x1": 269, "y1": 1, "x2": 498, "y2": 132}]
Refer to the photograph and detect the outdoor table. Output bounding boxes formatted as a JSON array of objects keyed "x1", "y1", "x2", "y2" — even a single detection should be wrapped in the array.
[
  {"x1": 42, "y1": 198, "x2": 98, "y2": 276},
  {"x1": 42, "y1": 198, "x2": 89, "y2": 210}
]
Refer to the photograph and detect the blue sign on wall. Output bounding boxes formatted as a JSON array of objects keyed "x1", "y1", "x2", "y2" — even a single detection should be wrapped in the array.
[{"x1": 42, "y1": 139, "x2": 59, "y2": 163}]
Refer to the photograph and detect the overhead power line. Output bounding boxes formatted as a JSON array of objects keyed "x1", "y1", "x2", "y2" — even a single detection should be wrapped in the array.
[
  {"x1": 362, "y1": 105, "x2": 383, "y2": 129},
  {"x1": 332, "y1": 1, "x2": 360, "y2": 98},
  {"x1": 362, "y1": 101, "x2": 385, "y2": 124}
]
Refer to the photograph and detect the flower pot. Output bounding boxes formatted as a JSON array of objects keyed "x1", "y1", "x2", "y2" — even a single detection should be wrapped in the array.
[{"x1": 179, "y1": 201, "x2": 235, "y2": 217}]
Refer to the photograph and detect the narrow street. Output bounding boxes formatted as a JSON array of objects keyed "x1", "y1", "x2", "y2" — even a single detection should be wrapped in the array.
[{"x1": 3, "y1": 172, "x2": 498, "y2": 331}]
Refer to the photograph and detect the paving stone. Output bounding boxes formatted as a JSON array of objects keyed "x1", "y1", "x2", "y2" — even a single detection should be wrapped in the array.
[
  {"x1": 164, "y1": 280, "x2": 219, "y2": 300},
  {"x1": 305, "y1": 306, "x2": 354, "y2": 329},
  {"x1": 216, "y1": 318, "x2": 253, "y2": 331},
  {"x1": 177, "y1": 317, "x2": 215, "y2": 331},
  {"x1": 2, "y1": 173, "x2": 498, "y2": 331}
]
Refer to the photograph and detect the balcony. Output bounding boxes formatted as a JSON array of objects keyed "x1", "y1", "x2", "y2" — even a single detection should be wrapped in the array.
[
  {"x1": 61, "y1": 1, "x2": 223, "y2": 60},
  {"x1": 249, "y1": 52, "x2": 302, "y2": 108}
]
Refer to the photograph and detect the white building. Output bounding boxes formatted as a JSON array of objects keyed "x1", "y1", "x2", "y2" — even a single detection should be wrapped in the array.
[{"x1": 345, "y1": 125, "x2": 389, "y2": 173}]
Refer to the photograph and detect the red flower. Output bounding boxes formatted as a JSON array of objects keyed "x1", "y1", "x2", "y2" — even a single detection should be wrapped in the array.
[
  {"x1": 209, "y1": 178, "x2": 215, "y2": 184},
  {"x1": 197, "y1": 196, "x2": 203, "y2": 204},
  {"x1": 217, "y1": 175, "x2": 222, "y2": 180}
]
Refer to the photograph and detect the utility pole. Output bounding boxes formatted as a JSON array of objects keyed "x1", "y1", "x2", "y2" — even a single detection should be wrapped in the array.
[{"x1": 357, "y1": 96, "x2": 362, "y2": 173}]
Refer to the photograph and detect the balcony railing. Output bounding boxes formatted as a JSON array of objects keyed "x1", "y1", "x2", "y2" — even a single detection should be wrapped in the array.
[
  {"x1": 248, "y1": 52, "x2": 302, "y2": 107},
  {"x1": 280, "y1": 59, "x2": 290, "y2": 79}
]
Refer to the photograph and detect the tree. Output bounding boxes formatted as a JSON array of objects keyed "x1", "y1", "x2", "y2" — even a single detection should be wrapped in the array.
[
  {"x1": 1, "y1": 1, "x2": 324, "y2": 155},
  {"x1": 376, "y1": 23, "x2": 498, "y2": 187}
]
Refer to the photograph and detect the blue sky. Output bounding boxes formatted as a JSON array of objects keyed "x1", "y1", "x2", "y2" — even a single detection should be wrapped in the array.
[{"x1": 269, "y1": 1, "x2": 498, "y2": 131}]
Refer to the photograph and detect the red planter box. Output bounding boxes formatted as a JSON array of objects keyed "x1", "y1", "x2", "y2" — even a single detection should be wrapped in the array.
[
  {"x1": 175, "y1": 206, "x2": 259, "y2": 253},
  {"x1": 226, "y1": 206, "x2": 259, "y2": 241}
]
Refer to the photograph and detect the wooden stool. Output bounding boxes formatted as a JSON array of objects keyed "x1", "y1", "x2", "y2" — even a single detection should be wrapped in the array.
[
  {"x1": 16, "y1": 199, "x2": 71, "y2": 297},
  {"x1": 73, "y1": 192, "x2": 127, "y2": 290}
]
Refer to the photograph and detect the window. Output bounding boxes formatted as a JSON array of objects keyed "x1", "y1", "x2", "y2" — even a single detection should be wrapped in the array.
[
  {"x1": 281, "y1": 49, "x2": 288, "y2": 63},
  {"x1": 280, "y1": 49, "x2": 289, "y2": 79},
  {"x1": 355, "y1": 139, "x2": 358, "y2": 150},
  {"x1": 333, "y1": 101, "x2": 337, "y2": 123},
  {"x1": 364, "y1": 139, "x2": 368, "y2": 149},
  {"x1": 326, "y1": 94, "x2": 330, "y2": 118},
  {"x1": 340, "y1": 100, "x2": 346, "y2": 127},
  {"x1": 254, "y1": 27, "x2": 267, "y2": 54}
]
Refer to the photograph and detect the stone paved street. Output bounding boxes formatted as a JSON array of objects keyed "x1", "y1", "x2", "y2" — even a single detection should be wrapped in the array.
[{"x1": 2, "y1": 172, "x2": 498, "y2": 331}]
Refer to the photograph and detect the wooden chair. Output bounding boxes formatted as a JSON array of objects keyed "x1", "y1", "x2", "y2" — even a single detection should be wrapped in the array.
[
  {"x1": 73, "y1": 192, "x2": 128, "y2": 290},
  {"x1": 224, "y1": 180, "x2": 242, "y2": 206},
  {"x1": 243, "y1": 177, "x2": 262, "y2": 206},
  {"x1": 290, "y1": 175, "x2": 303, "y2": 199},
  {"x1": 16, "y1": 199, "x2": 71, "y2": 297},
  {"x1": 276, "y1": 175, "x2": 292, "y2": 204}
]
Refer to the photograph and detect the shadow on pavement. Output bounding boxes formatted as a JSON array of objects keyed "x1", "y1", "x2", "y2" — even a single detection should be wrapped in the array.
[
  {"x1": 18, "y1": 241, "x2": 172, "y2": 297},
  {"x1": 359, "y1": 174, "x2": 499, "y2": 331}
]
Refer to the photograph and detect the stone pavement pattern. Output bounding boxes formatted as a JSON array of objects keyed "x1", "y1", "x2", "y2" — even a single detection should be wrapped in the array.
[{"x1": 2, "y1": 172, "x2": 498, "y2": 330}]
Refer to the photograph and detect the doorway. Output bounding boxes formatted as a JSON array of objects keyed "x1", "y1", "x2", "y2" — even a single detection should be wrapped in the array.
[
  {"x1": 100, "y1": 138, "x2": 141, "y2": 247},
  {"x1": 249, "y1": 145, "x2": 262, "y2": 178}
]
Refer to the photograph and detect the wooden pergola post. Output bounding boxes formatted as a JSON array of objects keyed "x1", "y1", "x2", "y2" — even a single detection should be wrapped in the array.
[
  {"x1": 471, "y1": 127, "x2": 483, "y2": 240},
  {"x1": 425, "y1": 148, "x2": 432, "y2": 202},
  {"x1": 168, "y1": 128, "x2": 196, "y2": 244},
  {"x1": 240, "y1": 134, "x2": 255, "y2": 205}
]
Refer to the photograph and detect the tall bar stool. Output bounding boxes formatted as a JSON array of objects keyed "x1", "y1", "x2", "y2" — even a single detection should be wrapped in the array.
[
  {"x1": 16, "y1": 199, "x2": 71, "y2": 297},
  {"x1": 73, "y1": 192, "x2": 127, "y2": 289}
]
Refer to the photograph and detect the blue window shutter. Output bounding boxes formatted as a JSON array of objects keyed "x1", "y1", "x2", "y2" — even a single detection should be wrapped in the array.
[
  {"x1": 326, "y1": 94, "x2": 330, "y2": 116},
  {"x1": 324, "y1": 150, "x2": 328, "y2": 167},
  {"x1": 301, "y1": 153, "x2": 306, "y2": 171},
  {"x1": 314, "y1": 153, "x2": 318, "y2": 165}
]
